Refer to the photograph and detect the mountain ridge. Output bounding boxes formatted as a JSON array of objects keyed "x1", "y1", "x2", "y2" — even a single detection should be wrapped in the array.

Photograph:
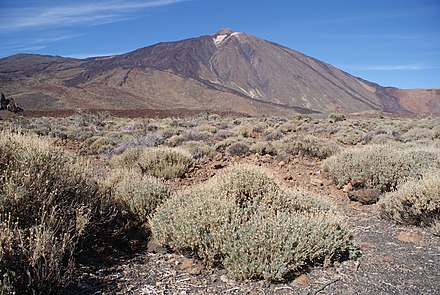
[{"x1": 0, "y1": 30, "x2": 439, "y2": 115}]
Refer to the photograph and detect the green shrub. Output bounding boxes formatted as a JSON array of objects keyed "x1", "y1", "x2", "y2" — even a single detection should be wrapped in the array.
[
  {"x1": 322, "y1": 144, "x2": 440, "y2": 192},
  {"x1": 109, "y1": 169, "x2": 172, "y2": 225},
  {"x1": 0, "y1": 132, "x2": 101, "y2": 293},
  {"x1": 378, "y1": 171, "x2": 440, "y2": 227},
  {"x1": 150, "y1": 165, "x2": 357, "y2": 281}
]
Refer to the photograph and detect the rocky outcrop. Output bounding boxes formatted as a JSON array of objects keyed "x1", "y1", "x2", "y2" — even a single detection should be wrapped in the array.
[{"x1": 0, "y1": 93, "x2": 23, "y2": 113}]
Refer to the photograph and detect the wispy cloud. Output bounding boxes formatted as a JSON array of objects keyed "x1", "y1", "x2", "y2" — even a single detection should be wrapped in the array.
[
  {"x1": 65, "y1": 52, "x2": 124, "y2": 59},
  {"x1": 339, "y1": 63, "x2": 440, "y2": 71},
  {"x1": 1, "y1": 33, "x2": 82, "y2": 53},
  {"x1": 1, "y1": 0, "x2": 184, "y2": 32}
]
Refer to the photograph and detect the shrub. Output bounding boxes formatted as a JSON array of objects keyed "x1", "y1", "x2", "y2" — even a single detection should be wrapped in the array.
[
  {"x1": 280, "y1": 135, "x2": 342, "y2": 159},
  {"x1": 430, "y1": 219, "x2": 440, "y2": 236},
  {"x1": 111, "y1": 147, "x2": 194, "y2": 180},
  {"x1": 322, "y1": 144, "x2": 440, "y2": 192},
  {"x1": 109, "y1": 169, "x2": 172, "y2": 225},
  {"x1": 250, "y1": 141, "x2": 277, "y2": 156},
  {"x1": 88, "y1": 136, "x2": 115, "y2": 154},
  {"x1": 226, "y1": 142, "x2": 250, "y2": 157},
  {"x1": 109, "y1": 148, "x2": 143, "y2": 168},
  {"x1": 0, "y1": 132, "x2": 102, "y2": 293},
  {"x1": 378, "y1": 171, "x2": 440, "y2": 227},
  {"x1": 150, "y1": 165, "x2": 357, "y2": 281},
  {"x1": 181, "y1": 141, "x2": 215, "y2": 159}
]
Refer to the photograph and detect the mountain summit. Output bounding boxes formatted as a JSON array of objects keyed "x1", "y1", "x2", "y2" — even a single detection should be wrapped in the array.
[{"x1": 0, "y1": 30, "x2": 438, "y2": 115}]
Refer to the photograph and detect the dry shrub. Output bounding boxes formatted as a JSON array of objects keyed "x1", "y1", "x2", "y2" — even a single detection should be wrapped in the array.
[
  {"x1": 0, "y1": 132, "x2": 101, "y2": 293},
  {"x1": 378, "y1": 171, "x2": 440, "y2": 227},
  {"x1": 111, "y1": 147, "x2": 194, "y2": 180},
  {"x1": 226, "y1": 142, "x2": 250, "y2": 157},
  {"x1": 280, "y1": 135, "x2": 342, "y2": 159},
  {"x1": 250, "y1": 141, "x2": 276, "y2": 156},
  {"x1": 322, "y1": 144, "x2": 439, "y2": 192},
  {"x1": 150, "y1": 165, "x2": 357, "y2": 281},
  {"x1": 181, "y1": 141, "x2": 215, "y2": 159},
  {"x1": 108, "y1": 169, "x2": 172, "y2": 225},
  {"x1": 430, "y1": 219, "x2": 440, "y2": 236}
]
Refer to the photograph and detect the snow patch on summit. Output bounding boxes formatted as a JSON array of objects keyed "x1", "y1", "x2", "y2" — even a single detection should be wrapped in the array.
[
  {"x1": 213, "y1": 31, "x2": 242, "y2": 46},
  {"x1": 214, "y1": 34, "x2": 227, "y2": 46}
]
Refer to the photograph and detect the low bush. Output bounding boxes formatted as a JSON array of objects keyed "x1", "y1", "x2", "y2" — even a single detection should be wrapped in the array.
[
  {"x1": 322, "y1": 144, "x2": 440, "y2": 192},
  {"x1": 111, "y1": 147, "x2": 194, "y2": 180},
  {"x1": 280, "y1": 135, "x2": 342, "y2": 159},
  {"x1": 150, "y1": 165, "x2": 357, "y2": 281},
  {"x1": 109, "y1": 169, "x2": 172, "y2": 225},
  {"x1": 226, "y1": 142, "x2": 250, "y2": 157},
  {"x1": 181, "y1": 141, "x2": 215, "y2": 159},
  {"x1": 378, "y1": 171, "x2": 440, "y2": 227},
  {"x1": 250, "y1": 141, "x2": 277, "y2": 156},
  {"x1": 0, "y1": 132, "x2": 102, "y2": 293}
]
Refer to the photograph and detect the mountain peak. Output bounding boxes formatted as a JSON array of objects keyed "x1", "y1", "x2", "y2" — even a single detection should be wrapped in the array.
[
  {"x1": 214, "y1": 28, "x2": 234, "y2": 36},
  {"x1": 212, "y1": 28, "x2": 243, "y2": 46}
]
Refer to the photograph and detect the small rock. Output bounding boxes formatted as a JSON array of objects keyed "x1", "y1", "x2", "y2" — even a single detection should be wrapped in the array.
[
  {"x1": 397, "y1": 231, "x2": 423, "y2": 243},
  {"x1": 343, "y1": 183, "x2": 353, "y2": 192},
  {"x1": 180, "y1": 258, "x2": 204, "y2": 275},
  {"x1": 147, "y1": 238, "x2": 167, "y2": 254},
  {"x1": 212, "y1": 161, "x2": 226, "y2": 169},
  {"x1": 310, "y1": 177, "x2": 323, "y2": 186},
  {"x1": 278, "y1": 161, "x2": 286, "y2": 167},
  {"x1": 348, "y1": 188, "x2": 380, "y2": 205},
  {"x1": 293, "y1": 274, "x2": 310, "y2": 287}
]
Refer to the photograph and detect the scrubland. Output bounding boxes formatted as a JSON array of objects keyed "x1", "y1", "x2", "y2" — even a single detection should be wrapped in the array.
[{"x1": 0, "y1": 111, "x2": 439, "y2": 293}]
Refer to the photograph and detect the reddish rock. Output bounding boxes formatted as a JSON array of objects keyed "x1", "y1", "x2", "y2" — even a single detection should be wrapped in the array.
[{"x1": 348, "y1": 189, "x2": 381, "y2": 205}]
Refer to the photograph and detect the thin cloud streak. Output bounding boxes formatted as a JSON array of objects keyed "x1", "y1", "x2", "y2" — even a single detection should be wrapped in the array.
[
  {"x1": 1, "y1": 0, "x2": 184, "y2": 32},
  {"x1": 339, "y1": 64, "x2": 440, "y2": 71},
  {"x1": 65, "y1": 52, "x2": 124, "y2": 59}
]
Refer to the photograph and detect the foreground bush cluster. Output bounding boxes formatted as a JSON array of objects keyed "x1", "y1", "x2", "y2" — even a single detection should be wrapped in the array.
[{"x1": 151, "y1": 165, "x2": 357, "y2": 281}]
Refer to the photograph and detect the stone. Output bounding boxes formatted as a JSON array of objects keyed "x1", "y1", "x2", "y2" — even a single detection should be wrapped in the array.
[
  {"x1": 278, "y1": 161, "x2": 286, "y2": 167},
  {"x1": 348, "y1": 188, "x2": 380, "y2": 205},
  {"x1": 180, "y1": 258, "x2": 204, "y2": 275},
  {"x1": 212, "y1": 161, "x2": 226, "y2": 169},
  {"x1": 396, "y1": 231, "x2": 423, "y2": 243},
  {"x1": 343, "y1": 183, "x2": 353, "y2": 192},
  {"x1": 310, "y1": 177, "x2": 323, "y2": 186},
  {"x1": 293, "y1": 274, "x2": 310, "y2": 287},
  {"x1": 147, "y1": 238, "x2": 168, "y2": 254}
]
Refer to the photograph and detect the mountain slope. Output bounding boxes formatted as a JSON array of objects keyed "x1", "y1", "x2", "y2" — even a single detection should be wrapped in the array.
[{"x1": 0, "y1": 29, "x2": 438, "y2": 115}]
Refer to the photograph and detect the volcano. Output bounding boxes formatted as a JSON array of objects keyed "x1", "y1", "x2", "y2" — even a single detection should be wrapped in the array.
[{"x1": 0, "y1": 29, "x2": 438, "y2": 115}]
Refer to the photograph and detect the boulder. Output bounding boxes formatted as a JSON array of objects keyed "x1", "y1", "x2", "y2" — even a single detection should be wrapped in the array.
[{"x1": 348, "y1": 188, "x2": 381, "y2": 205}]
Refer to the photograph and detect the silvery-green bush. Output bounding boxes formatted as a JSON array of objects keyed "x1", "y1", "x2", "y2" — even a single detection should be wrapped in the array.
[
  {"x1": 378, "y1": 171, "x2": 440, "y2": 227},
  {"x1": 322, "y1": 144, "x2": 439, "y2": 192},
  {"x1": 150, "y1": 165, "x2": 357, "y2": 281}
]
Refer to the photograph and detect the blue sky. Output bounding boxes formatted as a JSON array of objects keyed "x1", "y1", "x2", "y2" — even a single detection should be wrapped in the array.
[{"x1": 0, "y1": 0, "x2": 439, "y2": 89}]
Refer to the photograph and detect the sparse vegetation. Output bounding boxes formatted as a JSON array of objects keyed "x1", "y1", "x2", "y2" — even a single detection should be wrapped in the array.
[
  {"x1": 1, "y1": 112, "x2": 439, "y2": 293},
  {"x1": 0, "y1": 132, "x2": 102, "y2": 293},
  {"x1": 378, "y1": 171, "x2": 440, "y2": 226},
  {"x1": 150, "y1": 165, "x2": 357, "y2": 281},
  {"x1": 322, "y1": 144, "x2": 440, "y2": 192}
]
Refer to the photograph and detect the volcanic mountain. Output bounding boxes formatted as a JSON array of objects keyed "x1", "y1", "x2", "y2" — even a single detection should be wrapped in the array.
[{"x1": 0, "y1": 29, "x2": 438, "y2": 115}]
